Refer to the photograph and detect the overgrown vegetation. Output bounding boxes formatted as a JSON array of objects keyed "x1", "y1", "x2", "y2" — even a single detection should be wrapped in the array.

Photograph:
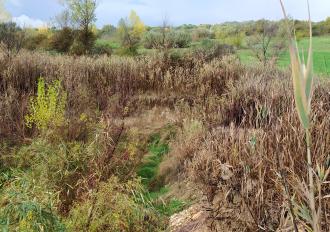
[{"x1": 0, "y1": 1, "x2": 329, "y2": 231}]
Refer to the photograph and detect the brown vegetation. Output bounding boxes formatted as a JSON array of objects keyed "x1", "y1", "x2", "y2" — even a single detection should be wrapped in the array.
[{"x1": 0, "y1": 49, "x2": 329, "y2": 231}]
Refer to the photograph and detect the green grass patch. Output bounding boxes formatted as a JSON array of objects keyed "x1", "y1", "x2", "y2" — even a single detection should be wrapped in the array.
[
  {"x1": 278, "y1": 50, "x2": 330, "y2": 75},
  {"x1": 137, "y1": 133, "x2": 169, "y2": 187},
  {"x1": 136, "y1": 125, "x2": 188, "y2": 217},
  {"x1": 95, "y1": 39, "x2": 121, "y2": 49},
  {"x1": 155, "y1": 199, "x2": 188, "y2": 217},
  {"x1": 238, "y1": 36, "x2": 330, "y2": 75},
  {"x1": 237, "y1": 49, "x2": 259, "y2": 65},
  {"x1": 146, "y1": 187, "x2": 188, "y2": 217}
]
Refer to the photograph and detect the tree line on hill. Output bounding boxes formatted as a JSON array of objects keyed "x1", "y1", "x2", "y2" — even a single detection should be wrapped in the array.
[{"x1": 0, "y1": 0, "x2": 330, "y2": 58}]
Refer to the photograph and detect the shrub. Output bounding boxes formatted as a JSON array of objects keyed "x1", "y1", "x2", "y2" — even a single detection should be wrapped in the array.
[
  {"x1": 0, "y1": 170, "x2": 65, "y2": 232},
  {"x1": 24, "y1": 32, "x2": 50, "y2": 51},
  {"x1": 0, "y1": 22, "x2": 25, "y2": 58},
  {"x1": 172, "y1": 31, "x2": 192, "y2": 48},
  {"x1": 142, "y1": 31, "x2": 162, "y2": 49},
  {"x1": 50, "y1": 27, "x2": 74, "y2": 53},
  {"x1": 70, "y1": 30, "x2": 96, "y2": 55},
  {"x1": 143, "y1": 30, "x2": 192, "y2": 49},
  {"x1": 192, "y1": 39, "x2": 235, "y2": 61},
  {"x1": 25, "y1": 78, "x2": 67, "y2": 132},
  {"x1": 69, "y1": 39, "x2": 86, "y2": 56},
  {"x1": 1, "y1": 136, "x2": 105, "y2": 214},
  {"x1": 116, "y1": 45, "x2": 138, "y2": 56},
  {"x1": 225, "y1": 34, "x2": 245, "y2": 48},
  {"x1": 66, "y1": 177, "x2": 165, "y2": 232},
  {"x1": 91, "y1": 42, "x2": 112, "y2": 56},
  {"x1": 191, "y1": 28, "x2": 213, "y2": 41}
]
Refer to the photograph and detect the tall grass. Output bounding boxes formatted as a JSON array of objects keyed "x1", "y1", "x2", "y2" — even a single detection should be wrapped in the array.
[
  {"x1": 280, "y1": 0, "x2": 320, "y2": 231},
  {"x1": 0, "y1": 34, "x2": 329, "y2": 230}
]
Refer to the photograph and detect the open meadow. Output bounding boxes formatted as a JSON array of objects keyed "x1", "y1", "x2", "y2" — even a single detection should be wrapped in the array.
[{"x1": 239, "y1": 36, "x2": 330, "y2": 75}]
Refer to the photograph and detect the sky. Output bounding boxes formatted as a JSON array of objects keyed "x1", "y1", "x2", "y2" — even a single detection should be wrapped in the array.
[{"x1": 4, "y1": 0, "x2": 330, "y2": 28}]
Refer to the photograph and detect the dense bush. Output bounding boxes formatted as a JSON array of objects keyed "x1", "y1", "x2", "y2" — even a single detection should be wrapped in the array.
[
  {"x1": 171, "y1": 31, "x2": 192, "y2": 48},
  {"x1": 0, "y1": 169, "x2": 65, "y2": 231},
  {"x1": 1, "y1": 136, "x2": 103, "y2": 211},
  {"x1": 143, "y1": 31, "x2": 162, "y2": 49},
  {"x1": 0, "y1": 51, "x2": 243, "y2": 140},
  {"x1": 24, "y1": 32, "x2": 50, "y2": 51},
  {"x1": 91, "y1": 42, "x2": 113, "y2": 56},
  {"x1": 143, "y1": 30, "x2": 192, "y2": 49},
  {"x1": 50, "y1": 28, "x2": 74, "y2": 53},
  {"x1": 0, "y1": 48, "x2": 329, "y2": 231},
  {"x1": 192, "y1": 39, "x2": 235, "y2": 61},
  {"x1": 191, "y1": 28, "x2": 215, "y2": 41},
  {"x1": 70, "y1": 30, "x2": 96, "y2": 55},
  {"x1": 66, "y1": 177, "x2": 165, "y2": 232},
  {"x1": 183, "y1": 71, "x2": 330, "y2": 231},
  {"x1": 0, "y1": 22, "x2": 25, "y2": 57}
]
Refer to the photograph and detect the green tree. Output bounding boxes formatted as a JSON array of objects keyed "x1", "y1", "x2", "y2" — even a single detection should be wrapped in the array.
[
  {"x1": 50, "y1": 27, "x2": 74, "y2": 53},
  {"x1": 99, "y1": 24, "x2": 116, "y2": 38},
  {"x1": 320, "y1": 17, "x2": 330, "y2": 34},
  {"x1": 62, "y1": 0, "x2": 97, "y2": 54},
  {"x1": 129, "y1": 10, "x2": 146, "y2": 38},
  {"x1": 117, "y1": 10, "x2": 146, "y2": 52}
]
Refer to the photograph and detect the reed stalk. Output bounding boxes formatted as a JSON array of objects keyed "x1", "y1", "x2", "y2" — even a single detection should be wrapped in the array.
[{"x1": 279, "y1": 0, "x2": 320, "y2": 231}]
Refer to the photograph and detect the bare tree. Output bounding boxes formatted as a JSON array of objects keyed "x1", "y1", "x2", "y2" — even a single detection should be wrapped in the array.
[
  {"x1": 160, "y1": 16, "x2": 171, "y2": 50},
  {"x1": 53, "y1": 10, "x2": 71, "y2": 29},
  {"x1": 247, "y1": 20, "x2": 286, "y2": 66}
]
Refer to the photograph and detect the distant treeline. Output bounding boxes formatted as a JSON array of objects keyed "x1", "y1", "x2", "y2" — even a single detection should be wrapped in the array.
[{"x1": 1, "y1": 13, "x2": 330, "y2": 57}]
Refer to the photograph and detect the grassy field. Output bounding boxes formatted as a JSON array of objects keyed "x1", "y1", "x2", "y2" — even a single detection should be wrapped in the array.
[
  {"x1": 95, "y1": 38, "x2": 121, "y2": 49},
  {"x1": 99, "y1": 35, "x2": 330, "y2": 75},
  {"x1": 239, "y1": 36, "x2": 330, "y2": 75}
]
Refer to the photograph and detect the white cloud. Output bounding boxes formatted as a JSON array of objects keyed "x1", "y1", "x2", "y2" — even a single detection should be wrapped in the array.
[{"x1": 13, "y1": 14, "x2": 46, "y2": 28}]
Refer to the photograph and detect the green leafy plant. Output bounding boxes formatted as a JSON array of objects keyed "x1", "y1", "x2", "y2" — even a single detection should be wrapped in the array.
[
  {"x1": 25, "y1": 78, "x2": 67, "y2": 132},
  {"x1": 0, "y1": 170, "x2": 65, "y2": 232},
  {"x1": 66, "y1": 177, "x2": 165, "y2": 232}
]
